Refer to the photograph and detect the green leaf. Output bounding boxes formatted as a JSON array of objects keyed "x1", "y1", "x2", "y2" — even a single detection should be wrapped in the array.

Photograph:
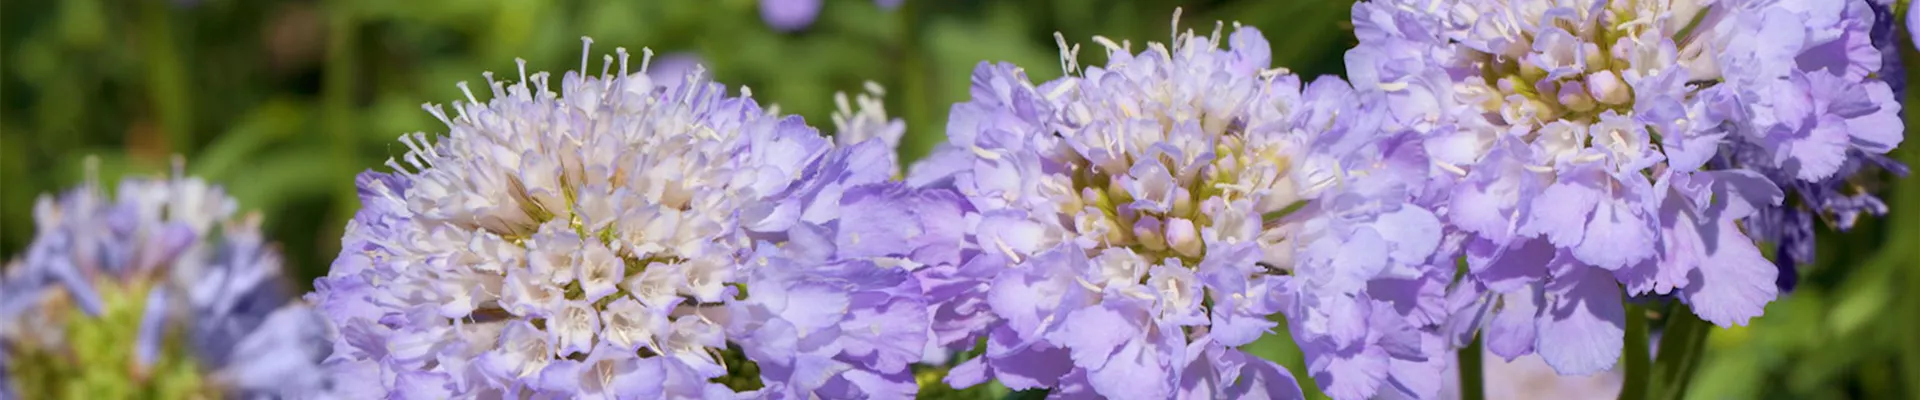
[
  {"x1": 192, "y1": 99, "x2": 309, "y2": 181},
  {"x1": 223, "y1": 150, "x2": 355, "y2": 217}
]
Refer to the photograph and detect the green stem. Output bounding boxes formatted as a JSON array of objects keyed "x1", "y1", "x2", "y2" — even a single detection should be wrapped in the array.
[
  {"x1": 1619, "y1": 304, "x2": 1650, "y2": 400},
  {"x1": 1894, "y1": 22, "x2": 1920, "y2": 399},
  {"x1": 1459, "y1": 335, "x2": 1485, "y2": 400},
  {"x1": 323, "y1": 6, "x2": 357, "y2": 167},
  {"x1": 141, "y1": 0, "x2": 192, "y2": 157},
  {"x1": 895, "y1": 0, "x2": 932, "y2": 167},
  {"x1": 321, "y1": 2, "x2": 359, "y2": 277},
  {"x1": 1648, "y1": 307, "x2": 1710, "y2": 400}
]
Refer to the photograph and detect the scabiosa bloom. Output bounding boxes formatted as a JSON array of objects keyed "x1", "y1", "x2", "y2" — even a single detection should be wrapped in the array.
[
  {"x1": 0, "y1": 168, "x2": 331, "y2": 398},
  {"x1": 1745, "y1": 0, "x2": 1908, "y2": 290},
  {"x1": 308, "y1": 39, "x2": 928, "y2": 398},
  {"x1": 1348, "y1": 0, "x2": 1903, "y2": 377},
  {"x1": 911, "y1": 19, "x2": 1452, "y2": 399}
]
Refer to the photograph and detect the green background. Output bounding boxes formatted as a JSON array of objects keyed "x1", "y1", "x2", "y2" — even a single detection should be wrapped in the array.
[{"x1": 2, "y1": 0, "x2": 1915, "y2": 398}]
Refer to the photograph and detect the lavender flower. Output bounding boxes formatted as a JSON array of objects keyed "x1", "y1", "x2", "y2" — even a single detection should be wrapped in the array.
[
  {"x1": 760, "y1": 0, "x2": 824, "y2": 33},
  {"x1": 911, "y1": 19, "x2": 1452, "y2": 399},
  {"x1": 1746, "y1": 0, "x2": 1908, "y2": 290},
  {"x1": 760, "y1": 0, "x2": 908, "y2": 32},
  {"x1": 1349, "y1": 0, "x2": 1903, "y2": 378},
  {"x1": 648, "y1": 53, "x2": 707, "y2": 92},
  {"x1": 307, "y1": 38, "x2": 929, "y2": 398},
  {"x1": 0, "y1": 167, "x2": 330, "y2": 398}
]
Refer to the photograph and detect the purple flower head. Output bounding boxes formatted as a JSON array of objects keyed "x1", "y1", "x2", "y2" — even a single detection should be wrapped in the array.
[
  {"x1": 760, "y1": 0, "x2": 823, "y2": 33},
  {"x1": 1348, "y1": 0, "x2": 1903, "y2": 379},
  {"x1": 1737, "y1": 0, "x2": 1909, "y2": 289},
  {"x1": 308, "y1": 38, "x2": 927, "y2": 398},
  {"x1": 0, "y1": 166, "x2": 331, "y2": 398},
  {"x1": 647, "y1": 52, "x2": 706, "y2": 92},
  {"x1": 761, "y1": 0, "x2": 908, "y2": 32},
  {"x1": 912, "y1": 19, "x2": 1453, "y2": 399}
]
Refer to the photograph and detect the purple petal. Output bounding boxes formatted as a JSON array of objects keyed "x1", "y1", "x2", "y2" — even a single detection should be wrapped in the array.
[
  {"x1": 1085, "y1": 333, "x2": 1175, "y2": 399},
  {"x1": 1782, "y1": 112, "x2": 1854, "y2": 181},
  {"x1": 834, "y1": 185, "x2": 921, "y2": 258},
  {"x1": 1534, "y1": 265, "x2": 1624, "y2": 375},
  {"x1": 1485, "y1": 286, "x2": 1542, "y2": 361},
  {"x1": 985, "y1": 330, "x2": 1076, "y2": 390},
  {"x1": 831, "y1": 369, "x2": 917, "y2": 399},
  {"x1": 1572, "y1": 198, "x2": 1656, "y2": 270},
  {"x1": 1224, "y1": 351, "x2": 1305, "y2": 400},
  {"x1": 218, "y1": 305, "x2": 334, "y2": 394},
  {"x1": 1522, "y1": 178, "x2": 1599, "y2": 247},
  {"x1": 776, "y1": 281, "x2": 853, "y2": 334},
  {"x1": 1678, "y1": 216, "x2": 1779, "y2": 327},
  {"x1": 1843, "y1": 80, "x2": 1903, "y2": 152},
  {"x1": 135, "y1": 286, "x2": 170, "y2": 368},
  {"x1": 1305, "y1": 340, "x2": 1389, "y2": 400},
  {"x1": 1208, "y1": 294, "x2": 1280, "y2": 347},
  {"x1": 1468, "y1": 237, "x2": 1552, "y2": 293},
  {"x1": 1052, "y1": 303, "x2": 1137, "y2": 371},
  {"x1": 1375, "y1": 207, "x2": 1443, "y2": 265}
]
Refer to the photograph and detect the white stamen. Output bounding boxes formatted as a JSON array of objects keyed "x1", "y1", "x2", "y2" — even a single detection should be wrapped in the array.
[{"x1": 579, "y1": 37, "x2": 594, "y2": 72}]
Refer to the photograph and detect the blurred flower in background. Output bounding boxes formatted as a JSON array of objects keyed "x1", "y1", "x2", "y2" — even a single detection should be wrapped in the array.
[
  {"x1": 1477, "y1": 353, "x2": 1622, "y2": 400},
  {"x1": 648, "y1": 53, "x2": 706, "y2": 92},
  {"x1": 761, "y1": 0, "x2": 903, "y2": 32},
  {"x1": 762, "y1": 0, "x2": 824, "y2": 33},
  {"x1": 0, "y1": 166, "x2": 331, "y2": 398}
]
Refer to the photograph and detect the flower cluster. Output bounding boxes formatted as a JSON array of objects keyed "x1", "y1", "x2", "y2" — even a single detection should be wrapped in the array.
[
  {"x1": 236, "y1": 3, "x2": 1910, "y2": 399},
  {"x1": 0, "y1": 169, "x2": 331, "y2": 399},
  {"x1": 306, "y1": 39, "x2": 931, "y2": 398},
  {"x1": 1346, "y1": 0, "x2": 1903, "y2": 378},
  {"x1": 907, "y1": 22, "x2": 1454, "y2": 398}
]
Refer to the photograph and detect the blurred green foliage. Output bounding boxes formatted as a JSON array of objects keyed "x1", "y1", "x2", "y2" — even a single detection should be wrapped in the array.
[{"x1": 2, "y1": 0, "x2": 1917, "y2": 398}]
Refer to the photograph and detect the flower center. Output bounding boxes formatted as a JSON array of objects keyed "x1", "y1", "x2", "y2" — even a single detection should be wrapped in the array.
[
  {"x1": 1467, "y1": 7, "x2": 1655, "y2": 126},
  {"x1": 1053, "y1": 126, "x2": 1294, "y2": 267},
  {"x1": 1456, "y1": 1, "x2": 1718, "y2": 170},
  {"x1": 4, "y1": 278, "x2": 212, "y2": 399}
]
